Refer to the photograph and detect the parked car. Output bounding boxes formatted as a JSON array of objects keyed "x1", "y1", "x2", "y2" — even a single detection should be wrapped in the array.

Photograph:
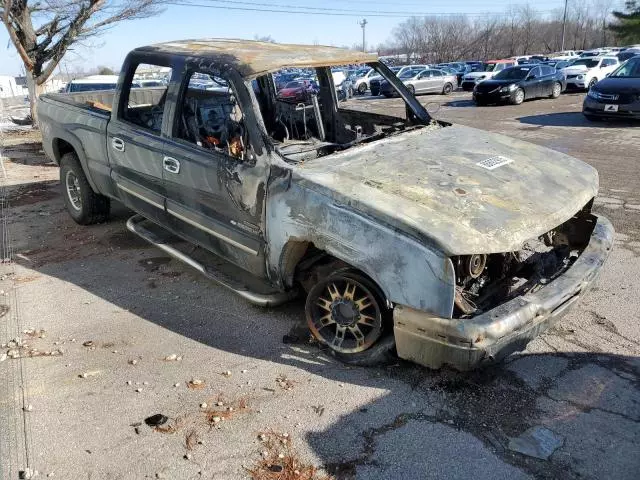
[
  {"x1": 461, "y1": 60, "x2": 517, "y2": 91},
  {"x1": 550, "y1": 50, "x2": 579, "y2": 61},
  {"x1": 464, "y1": 61, "x2": 484, "y2": 72},
  {"x1": 369, "y1": 66, "x2": 400, "y2": 95},
  {"x1": 64, "y1": 75, "x2": 121, "y2": 93},
  {"x1": 583, "y1": 55, "x2": 640, "y2": 120},
  {"x1": 544, "y1": 60, "x2": 573, "y2": 71},
  {"x1": 353, "y1": 68, "x2": 379, "y2": 94},
  {"x1": 617, "y1": 49, "x2": 640, "y2": 63},
  {"x1": 518, "y1": 58, "x2": 542, "y2": 65},
  {"x1": 276, "y1": 79, "x2": 318, "y2": 103},
  {"x1": 381, "y1": 69, "x2": 457, "y2": 97},
  {"x1": 37, "y1": 39, "x2": 613, "y2": 371},
  {"x1": 473, "y1": 65, "x2": 565, "y2": 105},
  {"x1": 562, "y1": 56, "x2": 620, "y2": 90}
]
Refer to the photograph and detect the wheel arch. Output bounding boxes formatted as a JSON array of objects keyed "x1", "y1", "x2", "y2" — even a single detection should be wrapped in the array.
[
  {"x1": 51, "y1": 134, "x2": 100, "y2": 192},
  {"x1": 266, "y1": 183, "x2": 456, "y2": 318}
]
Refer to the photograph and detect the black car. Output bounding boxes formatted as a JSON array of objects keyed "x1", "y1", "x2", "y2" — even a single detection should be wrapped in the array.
[
  {"x1": 583, "y1": 56, "x2": 640, "y2": 120},
  {"x1": 473, "y1": 65, "x2": 565, "y2": 105},
  {"x1": 370, "y1": 66, "x2": 401, "y2": 96}
]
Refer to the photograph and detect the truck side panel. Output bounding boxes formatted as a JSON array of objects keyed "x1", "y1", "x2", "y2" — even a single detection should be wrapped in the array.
[{"x1": 38, "y1": 95, "x2": 115, "y2": 198}]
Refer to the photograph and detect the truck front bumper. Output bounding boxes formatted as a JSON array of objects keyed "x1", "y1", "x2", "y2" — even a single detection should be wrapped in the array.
[{"x1": 393, "y1": 215, "x2": 614, "y2": 371}]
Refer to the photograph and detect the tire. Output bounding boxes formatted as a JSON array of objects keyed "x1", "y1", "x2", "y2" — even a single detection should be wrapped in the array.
[
  {"x1": 407, "y1": 85, "x2": 416, "y2": 95},
  {"x1": 550, "y1": 82, "x2": 562, "y2": 98},
  {"x1": 358, "y1": 83, "x2": 367, "y2": 94},
  {"x1": 512, "y1": 88, "x2": 525, "y2": 105},
  {"x1": 60, "y1": 152, "x2": 110, "y2": 225},
  {"x1": 442, "y1": 83, "x2": 453, "y2": 95},
  {"x1": 305, "y1": 268, "x2": 395, "y2": 366},
  {"x1": 588, "y1": 78, "x2": 598, "y2": 90}
]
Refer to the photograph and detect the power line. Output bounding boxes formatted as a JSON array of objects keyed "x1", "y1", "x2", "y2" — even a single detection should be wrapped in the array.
[{"x1": 170, "y1": 1, "x2": 559, "y2": 18}]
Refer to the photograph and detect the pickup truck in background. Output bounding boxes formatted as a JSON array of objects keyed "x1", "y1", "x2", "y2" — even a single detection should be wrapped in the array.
[{"x1": 38, "y1": 39, "x2": 614, "y2": 370}]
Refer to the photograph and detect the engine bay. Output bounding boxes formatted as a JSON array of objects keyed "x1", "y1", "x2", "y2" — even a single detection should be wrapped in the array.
[{"x1": 452, "y1": 206, "x2": 597, "y2": 318}]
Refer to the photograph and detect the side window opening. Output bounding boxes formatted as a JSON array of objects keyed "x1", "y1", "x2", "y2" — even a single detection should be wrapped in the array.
[
  {"x1": 121, "y1": 62, "x2": 171, "y2": 133},
  {"x1": 174, "y1": 71, "x2": 248, "y2": 161}
]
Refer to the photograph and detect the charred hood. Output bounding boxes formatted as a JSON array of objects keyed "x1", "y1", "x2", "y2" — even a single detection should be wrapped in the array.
[{"x1": 292, "y1": 124, "x2": 598, "y2": 256}]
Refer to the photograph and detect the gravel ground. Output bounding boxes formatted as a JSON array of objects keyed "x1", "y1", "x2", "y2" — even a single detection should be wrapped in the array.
[{"x1": 0, "y1": 90, "x2": 638, "y2": 480}]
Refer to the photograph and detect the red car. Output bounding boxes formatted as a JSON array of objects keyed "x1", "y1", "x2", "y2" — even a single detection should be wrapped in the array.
[{"x1": 276, "y1": 79, "x2": 318, "y2": 103}]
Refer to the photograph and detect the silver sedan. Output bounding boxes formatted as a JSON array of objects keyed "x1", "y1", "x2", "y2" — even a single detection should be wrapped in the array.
[{"x1": 404, "y1": 69, "x2": 457, "y2": 95}]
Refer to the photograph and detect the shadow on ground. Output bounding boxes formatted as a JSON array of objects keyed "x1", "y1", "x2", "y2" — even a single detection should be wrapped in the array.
[
  {"x1": 12, "y1": 184, "x2": 640, "y2": 480},
  {"x1": 517, "y1": 112, "x2": 639, "y2": 128}
]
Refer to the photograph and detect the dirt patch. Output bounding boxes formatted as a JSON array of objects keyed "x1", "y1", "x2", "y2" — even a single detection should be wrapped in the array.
[{"x1": 7, "y1": 181, "x2": 58, "y2": 206}]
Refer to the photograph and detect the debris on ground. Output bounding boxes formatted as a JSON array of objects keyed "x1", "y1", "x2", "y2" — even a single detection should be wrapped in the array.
[
  {"x1": 23, "y1": 328, "x2": 46, "y2": 338},
  {"x1": 78, "y1": 371, "x2": 100, "y2": 378},
  {"x1": 247, "y1": 430, "x2": 333, "y2": 480},
  {"x1": 276, "y1": 375, "x2": 296, "y2": 391},
  {"x1": 187, "y1": 379, "x2": 205, "y2": 389},
  {"x1": 144, "y1": 414, "x2": 169, "y2": 427},
  {"x1": 163, "y1": 354, "x2": 183, "y2": 362},
  {"x1": 185, "y1": 429, "x2": 199, "y2": 450},
  {"x1": 221, "y1": 370, "x2": 232, "y2": 377},
  {"x1": 508, "y1": 426, "x2": 564, "y2": 460},
  {"x1": 204, "y1": 397, "x2": 249, "y2": 425},
  {"x1": 128, "y1": 359, "x2": 138, "y2": 365},
  {"x1": 154, "y1": 417, "x2": 184, "y2": 434},
  {"x1": 311, "y1": 405, "x2": 325, "y2": 417},
  {"x1": 82, "y1": 340, "x2": 94, "y2": 347}
]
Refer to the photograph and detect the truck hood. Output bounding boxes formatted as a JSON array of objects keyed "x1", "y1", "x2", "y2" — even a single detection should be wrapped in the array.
[{"x1": 293, "y1": 124, "x2": 598, "y2": 256}]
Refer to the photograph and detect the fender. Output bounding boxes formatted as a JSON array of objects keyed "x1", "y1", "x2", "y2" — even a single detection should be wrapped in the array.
[{"x1": 266, "y1": 178, "x2": 456, "y2": 318}]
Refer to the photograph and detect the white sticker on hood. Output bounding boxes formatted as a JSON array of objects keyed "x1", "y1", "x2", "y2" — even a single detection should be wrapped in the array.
[{"x1": 476, "y1": 155, "x2": 514, "y2": 170}]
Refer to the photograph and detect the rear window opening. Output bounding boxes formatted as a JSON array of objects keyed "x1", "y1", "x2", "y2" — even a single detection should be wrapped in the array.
[
  {"x1": 452, "y1": 204, "x2": 597, "y2": 319},
  {"x1": 251, "y1": 62, "x2": 440, "y2": 163}
]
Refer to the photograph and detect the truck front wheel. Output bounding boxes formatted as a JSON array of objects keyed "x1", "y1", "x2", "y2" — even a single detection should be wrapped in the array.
[
  {"x1": 305, "y1": 268, "x2": 395, "y2": 366},
  {"x1": 60, "y1": 152, "x2": 110, "y2": 225}
]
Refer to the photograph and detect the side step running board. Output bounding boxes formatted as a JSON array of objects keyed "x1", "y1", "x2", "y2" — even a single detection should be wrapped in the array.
[{"x1": 126, "y1": 214, "x2": 296, "y2": 307}]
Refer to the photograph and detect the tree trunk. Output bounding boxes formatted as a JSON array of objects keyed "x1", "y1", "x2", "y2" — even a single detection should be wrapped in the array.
[{"x1": 26, "y1": 73, "x2": 44, "y2": 127}]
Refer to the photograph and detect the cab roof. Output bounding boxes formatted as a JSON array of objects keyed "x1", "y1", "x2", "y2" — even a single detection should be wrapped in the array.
[{"x1": 135, "y1": 39, "x2": 379, "y2": 78}]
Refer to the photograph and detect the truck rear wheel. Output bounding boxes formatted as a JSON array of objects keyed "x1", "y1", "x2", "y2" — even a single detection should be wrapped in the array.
[
  {"x1": 60, "y1": 152, "x2": 110, "y2": 225},
  {"x1": 305, "y1": 267, "x2": 395, "y2": 366}
]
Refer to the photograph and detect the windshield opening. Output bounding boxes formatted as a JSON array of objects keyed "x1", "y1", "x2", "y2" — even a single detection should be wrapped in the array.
[
  {"x1": 253, "y1": 62, "x2": 437, "y2": 163},
  {"x1": 483, "y1": 63, "x2": 499, "y2": 72}
]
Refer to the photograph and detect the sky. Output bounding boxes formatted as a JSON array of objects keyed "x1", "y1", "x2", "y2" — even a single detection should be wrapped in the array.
[{"x1": 0, "y1": 0, "x2": 625, "y2": 76}]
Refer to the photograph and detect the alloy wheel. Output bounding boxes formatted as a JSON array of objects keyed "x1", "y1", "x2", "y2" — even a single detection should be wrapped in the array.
[
  {"x1": 65, "y1": 170, "x2": 82, "y2": 211},
  {"x1": 306, "y1": 273, "x2": 383, "y2": 354}
]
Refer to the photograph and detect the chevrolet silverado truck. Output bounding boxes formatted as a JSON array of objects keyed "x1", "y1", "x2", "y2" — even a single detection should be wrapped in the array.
[{"x1": 38, "y1": 39, "x2": 614, "y2": 370}]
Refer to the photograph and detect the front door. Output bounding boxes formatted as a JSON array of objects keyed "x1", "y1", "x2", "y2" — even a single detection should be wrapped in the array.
[
  {"x1": 524, "y1": 66, "x2": 542, "y2": 98},
  {"x1": 107, "y1": 57, "x2": 175, "y2": 224},
  {"x1": 162, "y1": 67, "x2": 268, "y2": 276}
]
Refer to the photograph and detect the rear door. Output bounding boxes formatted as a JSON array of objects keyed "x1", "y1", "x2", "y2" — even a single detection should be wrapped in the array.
[
  {"x1": 161, "y1": 66, "x2": 268, "y2": 275},
  {"x1": 539, "y1": 65, "x2": 556, "y2": 96},
  {"x1": 107, "y1": 54, "x2": 175, "y2": 223}
]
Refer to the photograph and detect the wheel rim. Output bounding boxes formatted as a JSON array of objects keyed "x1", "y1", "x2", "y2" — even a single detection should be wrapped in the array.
[
  {"x1": 65, "y1": 170, "x2": 82, "y2": 211},
  {"x1": 589, "y1": 79, "x2": 597, "y2": 89},
  {"x1": 306, "y1": 274, "x2": 383, "y2": 354},
  {"x1": 553, "y1": 83, "x2": 561, "y2": 97},
  {"x1": 408, "y1": 86, "x2": 415, "y2": 94},
  {"x1": 516, "y1": 90, "x2": 524, "y2": 103},
  {"x1": 444, "y1": 84, "x2": 452, "y2": 94},
  {"x1": 358, "y1": 84, "x2": 366, "y2": 93}
]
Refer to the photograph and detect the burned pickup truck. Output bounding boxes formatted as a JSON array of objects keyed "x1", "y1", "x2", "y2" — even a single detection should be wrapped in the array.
[{"x1": 38, "y1": 39, "x2": 614, "y2": 370}]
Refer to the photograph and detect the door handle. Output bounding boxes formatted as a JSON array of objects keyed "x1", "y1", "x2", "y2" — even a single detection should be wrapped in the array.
[
  {"x1": 111, "y1": 137, "x2": 125, "y2": 152},
  {"x1": 163, "y1": 156, "x2": 180, "y2": 174}
]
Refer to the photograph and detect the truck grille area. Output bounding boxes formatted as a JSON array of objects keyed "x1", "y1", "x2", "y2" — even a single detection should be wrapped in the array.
[{"x1": 452, "y1": 202, "x2": 597, "y2": 318}]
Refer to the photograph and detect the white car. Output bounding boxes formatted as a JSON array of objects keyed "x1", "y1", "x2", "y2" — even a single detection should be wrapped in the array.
[
  {"x1": 551, "y1": 50, "x2": 579, "y2": 61},
  {"x1": 461, "y1": 60, "x2": 517, "y2": 91},
  {"x1": 562, "y1": 56, "x2": 620, "y2": 90},
  {"x1": 354, "y1": 69, "x2": 380, "y2": 94}
]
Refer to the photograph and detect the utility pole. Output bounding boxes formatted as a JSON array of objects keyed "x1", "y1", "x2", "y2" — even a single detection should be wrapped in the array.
[
  {"x1": 561, "y1": 0, "x2": 568, "y2": 51},
  {"x1": 360, "y1": 19, "x2": 368, "y2": 52}
]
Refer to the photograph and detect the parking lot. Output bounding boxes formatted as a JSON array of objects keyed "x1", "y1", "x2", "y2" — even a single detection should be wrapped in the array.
[{"x1": 1, "y1": 90, "x2": 639, "y2": 479}]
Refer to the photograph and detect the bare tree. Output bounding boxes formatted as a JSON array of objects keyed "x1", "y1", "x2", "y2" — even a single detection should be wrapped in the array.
[{"x1": 1, "y1": 1, "x2": 165, "y2": 124}]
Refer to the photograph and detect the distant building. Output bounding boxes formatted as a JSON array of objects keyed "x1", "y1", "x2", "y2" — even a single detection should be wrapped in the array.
[{"x1": 0, "y1": 76, "x2": 20, "y2": 98}]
